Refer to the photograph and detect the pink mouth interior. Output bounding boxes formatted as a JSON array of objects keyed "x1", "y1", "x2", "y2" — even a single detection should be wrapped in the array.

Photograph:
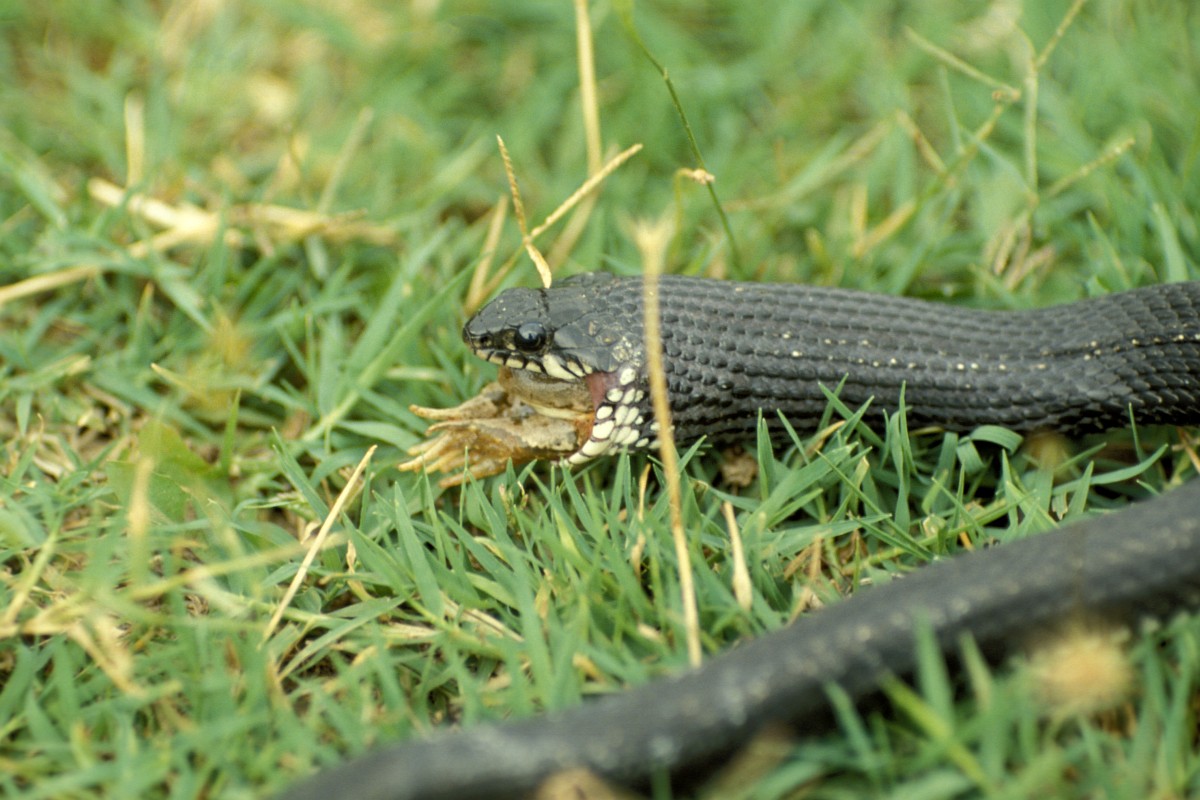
[
  {"x1": 585, "y1": 371, "x2": 619, "y2": 412},
  {"x1": 580, "y1": 371, "x2": 620, "y2": 445}
]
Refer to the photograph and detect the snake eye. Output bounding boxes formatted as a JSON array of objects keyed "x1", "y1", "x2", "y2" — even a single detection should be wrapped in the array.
[{"x1": 514, "y1": 322, "x2": 547, "y2": 352}]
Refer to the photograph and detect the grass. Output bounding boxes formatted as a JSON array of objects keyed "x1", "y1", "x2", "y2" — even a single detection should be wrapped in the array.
[{"x1": 1, "y1": 1, "x2": 1199, "y2": 798}]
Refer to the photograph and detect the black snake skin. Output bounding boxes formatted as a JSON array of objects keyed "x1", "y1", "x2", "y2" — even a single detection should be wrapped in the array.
[{"x1": 463, "y1": 274, "x2": 1200, "y2": 459}]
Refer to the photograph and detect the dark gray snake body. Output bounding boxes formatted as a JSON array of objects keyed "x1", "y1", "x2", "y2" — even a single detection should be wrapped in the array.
[
  {"x1": 463, "y1": 273, "x2": 1200, "y2": 458},
  {"x1": 283, "y1": 275, "x2": 1200, "y2": 800}
]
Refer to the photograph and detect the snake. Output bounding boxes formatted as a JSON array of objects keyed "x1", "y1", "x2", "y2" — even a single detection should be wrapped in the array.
[{"x1": 282, "y1": 273, "x2": 1200, "y2": 800}]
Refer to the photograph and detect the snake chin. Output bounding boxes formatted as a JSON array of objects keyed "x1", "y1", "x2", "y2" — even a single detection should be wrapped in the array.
[
  {"x1": 566, "y1": 370, "x2": 653, "y2": 463},
  {"x1": 496, "y1": 365, "x2": 611, "y2": 461},
  {"x1": 493, "y1": 363, "x2": 653, "y2": 464}
]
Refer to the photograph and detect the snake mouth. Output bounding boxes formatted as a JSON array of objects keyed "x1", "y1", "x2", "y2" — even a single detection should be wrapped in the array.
[
  {"x1": 473, "y1": 347, "x2": 594, "y2": 382},
  {"x1": 480, "y1": 352, "x2": 651, "y2": 463}
]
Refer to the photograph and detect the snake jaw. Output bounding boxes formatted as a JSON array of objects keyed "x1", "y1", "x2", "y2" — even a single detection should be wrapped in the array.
[
  {"x1": 567, "y1": 368, "x2": 652, "y2": 463},
  {"x1": 486, "y1": 360, "x2": 652, "y2": 464},
  {"x1": 469, "y1": 346, "x2": 654, "y2": 464},
  {"x1": 473, "y1": 347, "x2": 596, "y2": 382},
  {"x1": 540, "y1": 352, "x2": 592, "y2": 381},
  {"x1": 480, "y1": 356, "x2": 651, "y2": 464}
]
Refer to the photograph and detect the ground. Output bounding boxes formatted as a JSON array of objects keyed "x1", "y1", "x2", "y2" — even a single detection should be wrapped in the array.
[{"x1": 1, "y1": 1, "x2": 1198, "y2": 798}]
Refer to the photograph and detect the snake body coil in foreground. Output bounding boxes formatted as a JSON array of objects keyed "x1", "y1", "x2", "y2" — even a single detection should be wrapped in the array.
[{"x1": 284, "y1": 275, "x2": 1200, "y2": 800}]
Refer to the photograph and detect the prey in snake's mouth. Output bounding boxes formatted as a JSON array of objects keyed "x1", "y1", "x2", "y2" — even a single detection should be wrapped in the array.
[{"x1": 462, "y1": 274, "x2": 655, "y2": 463}]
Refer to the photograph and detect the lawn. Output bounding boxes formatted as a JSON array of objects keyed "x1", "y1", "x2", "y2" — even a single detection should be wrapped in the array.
[{"x1": 1, "y1": 1, "x2": 1198, "y2": 798}]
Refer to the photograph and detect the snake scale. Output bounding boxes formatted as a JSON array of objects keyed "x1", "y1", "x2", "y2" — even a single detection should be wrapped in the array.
[{"x1": 283, "y1": 274, "x2": 1200, "y2": 800}]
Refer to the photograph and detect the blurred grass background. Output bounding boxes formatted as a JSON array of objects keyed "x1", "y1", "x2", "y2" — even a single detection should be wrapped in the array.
[{"x1": 1, "y1": 1, "x2": 1198, "y2": 798}]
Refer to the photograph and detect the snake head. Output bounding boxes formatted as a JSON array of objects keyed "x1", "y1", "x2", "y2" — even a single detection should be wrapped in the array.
[
  {"x1": 462, "y1": 273, "x2": 653, "y2": 462},
  {"x1": 463, "y1": 274, "x2": 636, "y2": 379}
]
